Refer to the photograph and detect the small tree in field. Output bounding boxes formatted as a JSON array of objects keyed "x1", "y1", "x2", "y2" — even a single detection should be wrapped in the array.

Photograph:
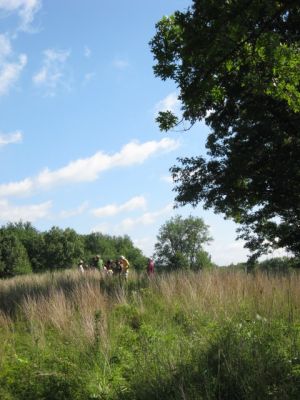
[{"x1": 154, "y1": 215, "x2": 212, "y2": 270}]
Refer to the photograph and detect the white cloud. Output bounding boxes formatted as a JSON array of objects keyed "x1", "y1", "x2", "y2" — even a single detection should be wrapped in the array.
[
  {"x1": 154, "y1": 92, "x2": 181, "y2": 116},
  {"x1": 33, "y1": 48, "x2": 70, "y2": 96},
  {"x1": 119, "y1": 203, "x2": 173, "y2": 231},
  {"x1": 0, "y1": 52, "x2": 27, "y2": 95},
  {"x1": 113, "y1": 58, "x2": 129, "y2": 69},
  {"x1": 59, "y1": 201, "x2": 89, "y2": 219},
  {"x1": 0, "y1": 178, "x2": 33, "y2": 197},
  {"x1": 0, "y1": 130, "x2": 22, "y2": 146},
  {"x1": 0, "y1": 0, "x2": 41, "y2": 31},
  {"x1": 0, "y1": 138, "x2": 180, "y2": 197},
  {"x1": 84, "y1": 46, "x2": 91, "y2": 58},
  {"x1": 0, "y1": 3, "x2": 39, "y2": 95},
  {"x1": 92, "y1": 203, "x2": 174, "y2": 235},
  {"x1": 0, "y1": 198, "x2": 51, "y2": 222},
  {"x1": 0, "y1": 34, "x2": 11, "y2": 61},
  {"x1": 92, "y1": 196, "x2": 147, "y2": 218}
]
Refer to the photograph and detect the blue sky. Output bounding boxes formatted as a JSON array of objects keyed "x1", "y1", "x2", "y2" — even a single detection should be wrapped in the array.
[{"x1": 0, "y1": 0, "x2": 281, "y2": 265}]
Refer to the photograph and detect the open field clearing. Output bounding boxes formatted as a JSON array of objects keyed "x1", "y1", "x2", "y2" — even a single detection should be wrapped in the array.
[{"x1": 0, "y1": 269, "x2": 300, "y2": 399}]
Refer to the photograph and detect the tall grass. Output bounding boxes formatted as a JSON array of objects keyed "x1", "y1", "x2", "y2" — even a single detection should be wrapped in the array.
[{"x1": 0, "y1": 269, "x2": 299, "y2": 399}]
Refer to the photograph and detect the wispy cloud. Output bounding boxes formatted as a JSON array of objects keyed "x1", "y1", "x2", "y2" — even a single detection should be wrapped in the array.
[
  {"x1": 0, "y1": 198, "x2": 51, "y2": 222},
  {"x1": 92, "y1": 196, "x2": 146, "y2": 218},
  {"x1": 33, "y1": 48, "x2": 71, "y2": 96},
  {"x1": 154, "y1": 92, "x2": 181, "y2": 116},
  {"x1": 0, "y1": 53, "x2": 27, "y2": 95},
  {"x1": 59, "y1": 201, "x2": 89, "y2": 219},
  {"x1": 119, "y1": 203, "x2": 173, "y2": 231},
  {"x1": 0, "y1": 0, "x2": 41, "y2": 32},
  {"x1": 0, "y1": 130, "x2": 22, "y2": 147},
  {"x1": 0, "y1": 34, "x2": 27, "y2": 96},
  {"x1": 0, "y1": 34, "x2": 11, "y2": 60},
  {"x1": 92, "y1": 203, "x2": 173, "y2": 234},
  {"x1": 83, "y1": 71, "x2": 95, "y2": 86},
  {"x1": 0, "y1": 138, "x2": 180, "y2": 197},
  {"x1": 113, "y1": 58, "x2": 129, "y2": 70},
  {"x1": 84, "y1": 46, "x2": 91, "y2": 58}
]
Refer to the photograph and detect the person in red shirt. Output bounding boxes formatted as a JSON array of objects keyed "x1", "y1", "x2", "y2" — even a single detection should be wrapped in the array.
[{"x1": 147, "y1": 258, "x2": 155, "y2": 276}]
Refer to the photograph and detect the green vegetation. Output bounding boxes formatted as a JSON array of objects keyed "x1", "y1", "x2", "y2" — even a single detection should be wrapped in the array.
[
  {"x1": 0, "y1": 269, "x2": 299, "y2": 399},
  {"x1": 154, "y1": 215, "x2": 213, "y2": 270},
  {"x1": 150, "y1": 0, "x2": 300, "y2": 261},
  {"x1": 0, "y1": 222, "x2": 147, "y2": 278}
]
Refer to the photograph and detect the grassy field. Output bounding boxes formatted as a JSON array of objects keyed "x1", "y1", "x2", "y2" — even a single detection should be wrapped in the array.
[{"x1": 0, "y1": 269, "x2": 299, "y2": 399}]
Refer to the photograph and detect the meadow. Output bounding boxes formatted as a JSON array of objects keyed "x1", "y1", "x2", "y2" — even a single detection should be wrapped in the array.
[{"x1": 0, "y1": 269, "x2": 299, "y2": 399}]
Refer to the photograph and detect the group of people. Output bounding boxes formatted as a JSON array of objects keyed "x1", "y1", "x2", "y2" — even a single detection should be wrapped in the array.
[
  {"x1": 78, "y1": 255, "x2": 155, "y2": 278},
  {"x1": 78, "y1": 254, "x2": 130, "y2": 278}
]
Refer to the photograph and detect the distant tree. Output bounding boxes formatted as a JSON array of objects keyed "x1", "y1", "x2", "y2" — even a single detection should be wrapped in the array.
[
  {"x1": 0, "y1": 232, "x2": 32, "y2": 278},
  {"x1": 154, "y1": 215, "x2": 212, "y2": 270},
  {"x1": 195, "y1": 249, "x2": 214, "y2": 270},
  {"x1": 2, "y1": 222, "x2": 45, "y2": 273},
  {"x1": 257, "y1": 257, "x2": 300, "y2": 272},
  {"x1": 43, "y1": 227, "x2": 84, "y2": 270},
  {"x1": 84, "y1": 233, "x2": 147, "y2": 270},
  {"x1": 0, "y1": 222, "x2": 148, "y2": 276},
  {"x1": 113, "y1": 234, "x2": 147, "y2": 270},
  {"x1": 150, "y1": 0, "x2": 300, "y2": 260},
  {"x1": 84, "y1": 232, "x2": 118, "y2": 263}
]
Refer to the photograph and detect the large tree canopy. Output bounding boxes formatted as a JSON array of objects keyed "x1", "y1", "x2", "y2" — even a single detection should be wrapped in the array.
[
  {"x1": 154, "y1": 215, "x2": 212, "y2": 270},
  {"x1": 150, "y1": 0, "x2": 300, "y2": 259}
]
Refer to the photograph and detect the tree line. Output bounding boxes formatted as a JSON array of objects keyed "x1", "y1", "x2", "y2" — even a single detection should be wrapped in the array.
[
  {"x1": 0, "y1": 222, "x2": 147, "y2": 278},
  {"x1": 0, "y1": 216, "x2": 214, "y2": 278},
  {"x1": 1, "y1": 217, "x2": 297, "y2": 279}
]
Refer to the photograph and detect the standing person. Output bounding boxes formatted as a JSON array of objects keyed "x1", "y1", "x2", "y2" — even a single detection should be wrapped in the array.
[
  {"x1": 119, "y1": 255, "x2": 130, "y2": 280},
  {"x1": 113, "y1": 259, "x2": 122, "y2": 282},
  {"x1": 147, "y1": 258, "x2": 155, "y2": 276},
  {"x1": 93, "y1": 255, "x2": 104, "y2": 271},
  {"x1": 78, "y1": 259, "x2": 85, "y2": 274},
  {"x1": 105, "y1": 259, "x2": 114, "y2": 276}
]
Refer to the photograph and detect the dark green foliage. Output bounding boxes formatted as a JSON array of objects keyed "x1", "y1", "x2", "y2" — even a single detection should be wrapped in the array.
[
  {"x1": 223, "y1": 257, "x2": 300, "y2": 272},
  {"x1": 1, "y1": 222, "x2": 45, "y2": 272},
  {"x1": 196, "y1": 322, "x2": 299, "y2": 400},
  {"x1": 156, "y1": 110, "x2": 179, "y2": 132},
  {"x1": 150, "y1": 0, "x2": 300, "y2": 260},
  {"x1": 154, "y1": 215, "x2": 212, "y2": 270},
  {"x1": 0, "y1": 346, "x2": 89, "y2": 400},
  {"x1": 256, "y1": 257, "x2": 300, "y2": 272},
  {"x1": 117, "y1": 322, "x2": 300, "y2": 400},
  {"x1": 0, "y1": 231, "x2": 31, "y2": 278},
  {"x1": 84, "y1": 232, "x2": 147, "y2": 270},
  {"x1": 43, "y1": 227, "x2": 84, "y2": 270},
  {"x1": 0, "y1": 222, "x2": 147, "y2": 277}
]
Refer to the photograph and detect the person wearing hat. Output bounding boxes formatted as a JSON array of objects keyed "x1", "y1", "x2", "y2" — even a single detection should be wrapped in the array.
[
  {"x1": 78, "y1": 259, "x2": 85, "y2": 273},
  {"x1": 119, "y1": 255, "x2": 130, "y2": 279}
]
